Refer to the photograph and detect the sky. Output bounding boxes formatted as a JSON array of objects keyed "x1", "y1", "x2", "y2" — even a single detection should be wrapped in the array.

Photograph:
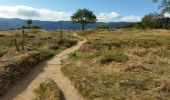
[{"x1": 0, "y1": 0, "x2": 164, "y2": 22}]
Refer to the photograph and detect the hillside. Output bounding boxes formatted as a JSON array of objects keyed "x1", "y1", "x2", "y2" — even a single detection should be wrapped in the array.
[
  {"x1": 0, "y1": 18, "x2": 132, "y2": 30},
  {"x1": 1, "y1": 28, "x2": 170, "y2": 99},
  {"x1": 62, "y1": 29, "x2": 170, "y2": 100},
  {"x1": 0, "y1": 29, "x2": 79, "y2": 96}
]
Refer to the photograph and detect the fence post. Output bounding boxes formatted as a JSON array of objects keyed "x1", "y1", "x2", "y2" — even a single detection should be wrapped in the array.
[
  {"x1": 14, "y1": 38, "x2": 20, "y2": 52},
  {"x1": 21, "y1": 29, "x2": 25, "y2": 50}
]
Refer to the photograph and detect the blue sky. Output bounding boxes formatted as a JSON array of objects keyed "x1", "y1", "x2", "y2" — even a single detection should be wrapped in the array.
[{"x1": 0, "y1": 0, "x2": 162, "y2": 22}]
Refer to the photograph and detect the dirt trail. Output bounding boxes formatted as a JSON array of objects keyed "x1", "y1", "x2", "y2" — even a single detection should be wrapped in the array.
[{"x1": 1, "y1": 37, "x2": 86, "y2": 100}]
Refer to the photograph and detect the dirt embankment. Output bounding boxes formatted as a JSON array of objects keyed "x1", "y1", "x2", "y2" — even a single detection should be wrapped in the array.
[
  {"x1": 0, "y1": 37, "x2": 86, "y2": 100},
  {"x1": 0, "y1": 50, "x2": 54, "y2": 96}
]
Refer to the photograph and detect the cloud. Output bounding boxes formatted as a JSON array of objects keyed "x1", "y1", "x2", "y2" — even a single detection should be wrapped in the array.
[
  {"x1": 165, "y1": 13, "x2": 170, "y2": 17},
  {"x1": 0, "y1": 5, "x2": 141, "y2": 22},
  {"x1": 17, "y1": 6, "x2": 40, "y2": 17},
  {"x1": 0, "y1": 5, "x2": 72, "y2": 21},
  {"x1": 120, "y1": 15, "x2": 141, "y2": 22},
  {"x1": 97, "y1": 12, "x2": 119, "y2": 22},
  {"x1": 97, "y1": 12, "x2": 141, "y2": 22}
]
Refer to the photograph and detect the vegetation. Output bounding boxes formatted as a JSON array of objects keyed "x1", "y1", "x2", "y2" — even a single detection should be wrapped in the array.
[
  {"x1": 142, "y1": 13, "x2": 160, "y2": 29},
  {"x1": 122, "y1": 1, "x2": 170, "y2": 30},
  {"x1": 0, "y1": 29, "x2": 79, "y2": 96},
  {"x1": 62, "y1": 29, "x2": 170, "y2": 100},
  {"x1": 101, "y1": 53, "x2": 129, "y2": 64},
  {"x1": 33, "y1": 79, "x2": 62, "y2": 100},
  {"x1": 26, "y1": 19, "x2": 33, "y2": 29},
  {"x1": 71, "y1": 9, "x2": 97, "y2": 30},
  {"x1": 31, "y1": 25, "x2": 42, "y2": 29},
  {"x1": 22, "y1": 25, "x2": 41, "y2": 29},
  {"x1": 153, "y1": 0, "x2": 170, "y2": 13},
  {"x1": 96, "y1": 24, "x2": 109, "y2": 29},
  {"x1": 0, "y1": 2, "x2": 169, "y2": 99},
  {"x1": 123, "y1": 13, "x2": 170, "y2": 29}
]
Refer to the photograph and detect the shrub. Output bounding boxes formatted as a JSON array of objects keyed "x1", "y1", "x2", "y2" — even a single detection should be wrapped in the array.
[
  {"x1": 101, "y1": 53, "x2": 129, "y2": 64},
  {"x1": 33, "y1": 79, "x2": 61, "y2": 100},
  {"x1": 96, "y1": 24, "x2": 109, "y2": 29},
  {"x1": 132, "y1": 49, "x2": 149, "y2": 57},
  {"x1": 0, "y1": 50, "x2": 7, "y2": 57},
  {"x1": 39, "y1": 50, "x2": 56, "y2": 60},
  {"x1": 21, "y1": 25, "x2": 41, "y2": 29},
  {"x1": 31, "y1": 25, "x2": 42, "y2": 29},
  {"x1": 49, "y1": 44, "x2": 59, "y2": 50},
  {"x1": 69, "y1": 52, "x2": 78, "y2": 60},
  {"x1": 57, "y1": 38, "x2": 77, "y2": 48}
]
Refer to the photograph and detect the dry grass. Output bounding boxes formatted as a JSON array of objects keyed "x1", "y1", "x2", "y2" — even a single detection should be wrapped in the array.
[
  {"x1": 0, "y1": 29, "x2": 79, "y2": 96},
  {"x1": 0, "y1": 29, "x2": 79, "y2": 52},
  {"x1": 33, "y1": 79, "x2": 62, "y2": 100},
  {"x1": 62, "y1": 29, "x2": 170, "y2": 100}
]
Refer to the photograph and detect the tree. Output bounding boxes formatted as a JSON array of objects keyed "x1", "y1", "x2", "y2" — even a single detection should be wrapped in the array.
[
  {"x1": 153, "y1": 0, "x2": 170, "y2": 13},
  {"x1": 71, "y1": 9, "x2": 97, "y2": 30},
  {"x1": 141, "y1": 13, "x2": 163, "y2": 29},
  {"x1": 26, "y1": 19, "x2": 32, "y2": 29},
  {"x1": 14, "y1": 38, "x2": 19, "y2": 52},
  {"x1": 21, "y1": 30, "x2": 25, "y2": 50},
  {"x1": 142, "y1": 13, "x2": 156, "y2": 29}
]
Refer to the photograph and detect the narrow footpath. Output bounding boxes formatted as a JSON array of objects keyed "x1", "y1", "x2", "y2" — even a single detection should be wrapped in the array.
[{"x1": 1, "y1": 37, "x2": 86, "y2": 100}]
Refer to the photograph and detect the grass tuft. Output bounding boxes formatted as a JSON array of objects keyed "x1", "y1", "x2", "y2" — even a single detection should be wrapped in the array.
[{"x1": 101, "y1": 53, "x2": 129, "y2": 64}]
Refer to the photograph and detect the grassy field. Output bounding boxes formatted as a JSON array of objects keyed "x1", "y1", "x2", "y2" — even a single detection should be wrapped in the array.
[
  {"x1": 0, "y1": 29, "x2": 78, "y2": 55},
  {"x1": 62, "y1": 29, "x2": 170, "y2": 100},
  {"x1": 0, "y1": 29, "x2": 79, "y2": 96}
]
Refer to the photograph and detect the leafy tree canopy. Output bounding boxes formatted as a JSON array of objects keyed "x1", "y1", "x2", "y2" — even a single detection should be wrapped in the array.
[
  {"x1": 26, "y1": 19, "x2": 32, "y2": 25},
  {"x1": 153, "y1": 0, "x2": 170, "y2": 13},
  {"x1": 71, "y1": 9, "x2": 97, "y2": 30}
]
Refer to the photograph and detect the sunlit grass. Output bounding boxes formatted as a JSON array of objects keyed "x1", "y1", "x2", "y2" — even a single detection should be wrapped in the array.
[{"x1": 62, "y1": 29, "x2": 170, "y2": 100}]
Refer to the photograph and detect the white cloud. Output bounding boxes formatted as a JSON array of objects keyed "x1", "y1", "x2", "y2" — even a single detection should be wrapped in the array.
[
  {"x1": 97, "y1": 12, "x2": 141, "y2": 22},
  {"x1": 97, "y1": 12, "x2": 119, "y2": 22},
  {"x1": 0, "y1": 5, "x2": 141, "y2": 22},
  {"x1": 120, "y1": 15, "x2": 141, "y2": 22},
  {"x1": 0, "y1": 5, "x2": 72, "y2": 21},
  {"x1": 165, "y1": 13, "x2": 170, "y2": 17}
]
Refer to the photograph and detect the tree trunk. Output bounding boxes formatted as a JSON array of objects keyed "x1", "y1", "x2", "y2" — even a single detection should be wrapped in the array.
[
  {"x1": 81, "y1": 24, "x2": 85, "y2": 30},
  {"x1": 153, "y1": 18, "x2": 158, "y2": 30},
  {"x1": 60, "y1": 27, "x2": 63, "y2": 38},
  {"x1": 14, "y1": 38, "x2": 19, "y2": 52},
  {"x1": 60, "y1": 27, "x2": 63, "y2": 43},
  {"x1": 28, "y1": 24, "x2": 31, "y2": 29},
  {"x1": 21, "y1": 30, "x2": 25, "y2": 50}
]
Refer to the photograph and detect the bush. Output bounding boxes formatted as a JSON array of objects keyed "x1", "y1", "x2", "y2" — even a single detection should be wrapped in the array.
[
  {"x1": 21, "y1": 25, "x2": 41, "y2": 29},
  {"x1": 0, "y1": 50, "x2": 7, "y2": 57},
  {"x1": 101, "y1": 53, "x2": 129, "y2": 64},
  {"x1": 96, "y1": 24, "x2": 109, "y2": 29},
  {"x1": 49, "y1": 44, "x2": 59, "y2": 50},
  {"x1": 33, "y1": 79, "x2": 61, "y2": 100},
  {"x1": 31, "y1": 25, "x2": 42, "y2": 29},
  {"x1": 69, "y1": 52, "x2": 78, "y2": 60},
  {"x1": 39, "y1": 50, "x2": 56, "y2": 60},
  {"x1": 58, "y1": 38, "x2": 78, "y2": 48}
]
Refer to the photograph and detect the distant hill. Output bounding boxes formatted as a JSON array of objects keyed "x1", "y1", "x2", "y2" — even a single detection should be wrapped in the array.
[{"x1": 0, "y1": 18, "x2": 133, "y2": 30}]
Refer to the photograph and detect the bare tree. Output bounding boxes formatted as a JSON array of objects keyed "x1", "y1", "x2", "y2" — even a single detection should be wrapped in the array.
[
  {"x1": 14, "y1": 38, "x2": 19, "y2": 52},
  {"x1": 21, "y1": 30, "x2": 25, "y2": 50}
]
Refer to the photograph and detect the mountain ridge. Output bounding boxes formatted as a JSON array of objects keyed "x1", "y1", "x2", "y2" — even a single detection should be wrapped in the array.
[{"x1": 0, "y1": 18, "x2": 133, "y2": 30}]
